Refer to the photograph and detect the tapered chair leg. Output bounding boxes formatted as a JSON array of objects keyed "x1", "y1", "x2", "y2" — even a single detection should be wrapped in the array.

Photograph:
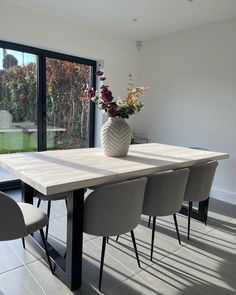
[
  {"x1": 188, "y1": 201, "x2": 193, "y2": 240},
  {"x1": 148, "y1": 216, "x2": 151, "y2": 228},
  {"x1": 151, "y1": 216, "x2": 156, "y2": 261},
  {"x1": 45, "y1": 201, "x2": 51, "y2": 240},
  {"x1": 22, "y1": 237, "x2": 25, "y2": 249},
  {"x1": 39, "y1": 229, "x2": 54, "y2": 274},
  {"x1": 99, "y1": 237, "x2": 107, "y2": 292},
  {"x1": 116, "y1": 235, "x2": 119, "y2": 242},
  {"x1": 173, "y1": 214, "x2": 181, "y2": 245},
  {"x1": 130, "y1": 230, "x2": 141, "y2": 268},
  {"x1": 37, "y1": 199, "x2": 41, "y2": 208}
]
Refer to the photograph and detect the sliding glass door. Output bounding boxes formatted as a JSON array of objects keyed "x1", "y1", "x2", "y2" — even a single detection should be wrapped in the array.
[
  {"x1": 0, "y1": 48, "x2": 38, "y2": 153},
  {"x1": 0, "y1": 40, "x2": 96, "y2": 189},
  {"x1": 46, "y1": 57, "x2": 94, "y2": 149}
]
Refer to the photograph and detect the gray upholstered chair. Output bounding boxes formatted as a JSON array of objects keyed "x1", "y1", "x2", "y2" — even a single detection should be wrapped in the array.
[
  {"x1": 0, "y1": 191, "x2": 53, "y2": 273},
  {"x1": 184, "y1": 160, "x2": 218, "y2": 240},
  {"x1": 142, "y1": 168, "x2": 190, "y2": 261},
  {"x1": 83, "y1": 177, "x2": 147, "y2": 292}
]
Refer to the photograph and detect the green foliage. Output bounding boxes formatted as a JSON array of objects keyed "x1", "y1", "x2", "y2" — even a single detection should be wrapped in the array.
[
  {"x1": 3, "y1": 54, "x2": 18, "y2": 69},
  {"x1": 0, "y1": 58, "x2": 92, "y2": 152},
  {"x1": 0, "y1": 63, "x2": 37, "y2": 123},
  {"x1": 46, "y1": 58, "x2": 91, "y2": 147}
]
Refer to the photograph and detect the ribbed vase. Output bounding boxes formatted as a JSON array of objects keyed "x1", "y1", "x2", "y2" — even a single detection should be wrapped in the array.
[{"x1": 100, "y1": 117, "x2": 132, "y2": 157}]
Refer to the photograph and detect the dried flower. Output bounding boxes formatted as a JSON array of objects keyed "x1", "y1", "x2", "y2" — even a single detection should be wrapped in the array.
[
  {"x1": 87, "y1": 88, "x2": 96, "y2": 98},
  {"x1": 96, "y1": 70, "x2": 104, "y2": 76},
  {"x1": 87, "y1": 72, "x2": 147, "y2": 119}
]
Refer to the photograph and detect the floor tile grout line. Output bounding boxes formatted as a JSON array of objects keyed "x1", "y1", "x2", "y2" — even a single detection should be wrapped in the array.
[
  {"x1": 105, "y1": 242, "x2": 186, "y2": 294},
  {"x1": 88, "y1": 238, "x2": 138, "y2": 275},
  {"x1": 84, "y1": 236, "x2": 162, "y2": 293},
  {"x1": 106, "y1": 267, "x2": 162, "y2": 294},
  {"x1": 0, "y1": 263, "x2": 29, "y2": 276},
  {"x1": 8, "y1": 241, "x2": 47, "y2": 295},
  {"x1": 8, "y1": 193, "x2": 236, "y2": 294},
  {"x1": 104, "y1": 216, "x2": 233, "y2": 293},
  {"x1": 101, "y1": 237, "x2": 185, "y2": 293}
]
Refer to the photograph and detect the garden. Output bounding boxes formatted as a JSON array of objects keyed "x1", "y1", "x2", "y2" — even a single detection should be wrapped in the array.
[{"x1": 0, "y1": 53, "x2": 92, "y2": 153}]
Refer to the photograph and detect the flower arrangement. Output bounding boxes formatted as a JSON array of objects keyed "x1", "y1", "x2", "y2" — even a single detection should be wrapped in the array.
[{"x1": 87, "y1": 71, "x2": 147, "y2": 119}]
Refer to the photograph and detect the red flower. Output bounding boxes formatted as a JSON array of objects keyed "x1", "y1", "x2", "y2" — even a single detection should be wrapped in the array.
[
  {"x1": 87, "y1": 88, "x2": 95, "y2": 98},
  {"x1": 88, "y1": 71, "x2": 146, "y2": 119},
  {"x1": 100, "y1": 85, "x2": 113, "y2": 102},
  {"x1": 96, "y1": 70, "x2": 103, "y2": 76},
  {"x1": 107, "y1": 108, "x2": 117, "y2": 117}
]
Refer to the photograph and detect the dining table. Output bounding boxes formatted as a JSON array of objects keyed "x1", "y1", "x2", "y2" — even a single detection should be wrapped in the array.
[{"x1": 0, "y1": 143, "x2": 229, "y2": 290}]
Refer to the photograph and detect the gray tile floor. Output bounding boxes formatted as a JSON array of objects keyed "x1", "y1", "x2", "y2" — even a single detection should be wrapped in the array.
[{"x1": 0, "y1": 190, "x2": 235, "y2": 295}]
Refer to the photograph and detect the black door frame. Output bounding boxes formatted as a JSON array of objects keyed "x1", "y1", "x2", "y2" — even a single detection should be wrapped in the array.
[{"x1": 0, "y1": 40, "x2": 96, "y2": 190}]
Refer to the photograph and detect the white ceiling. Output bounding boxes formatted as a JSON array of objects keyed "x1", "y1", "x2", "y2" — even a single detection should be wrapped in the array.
[{"x1": 5, "y1": 0, "x2": 236, "y2": 40}]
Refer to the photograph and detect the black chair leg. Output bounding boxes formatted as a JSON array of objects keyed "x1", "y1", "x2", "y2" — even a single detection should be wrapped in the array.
[
  {"x1": 39, "y1": 228, "x2": 54, "y2": 274},
  {"x1": 173, "y1": 214, "x2": 181, "y2": 245},
  {"x1": 45, "y1": 201, "x2": 51, "y2": 240},
  {"x1": 148, "y1": 216, "x2": 152, "y2": 228},
  {"x1": 188, "y1": 201, "x2": 193, "y2": 240},
  {"x1": 151, "y1": 216, "x2": 156, "y2": 261},
  {"x1": 37, "y1": 199, "x2": 41, "y2": 208},
  {"x1": 116, "y1": 235, "x2": 119, "y2": 242},
  {"x1": 22, "y1": 237, "x2": 25, "y2": 249},
  {"x1": 99, "y1": 237, "x2": 107, "y2": 292},
  {"x1": 130, "y1": 230, "x2": 141, "y2": 268}
]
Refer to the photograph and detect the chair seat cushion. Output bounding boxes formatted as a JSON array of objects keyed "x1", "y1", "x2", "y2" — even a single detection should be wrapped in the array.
[{"x1": 18, "y1": 203, "x2": 48, "y2": 234}]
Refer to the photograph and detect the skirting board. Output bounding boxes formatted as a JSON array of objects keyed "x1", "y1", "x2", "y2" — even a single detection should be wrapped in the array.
[{"x1": 210, "y1": 187, "x2": 236, "y2": 205}]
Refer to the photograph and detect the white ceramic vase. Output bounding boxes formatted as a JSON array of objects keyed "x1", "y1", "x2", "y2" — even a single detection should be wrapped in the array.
[{"x1": 100, "y1": 117, "x2": 132, "y2": 157}]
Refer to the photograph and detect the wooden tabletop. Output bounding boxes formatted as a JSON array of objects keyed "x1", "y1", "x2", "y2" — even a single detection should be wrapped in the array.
[{"x1": 0, "y1": 143, "x2": 229, "y2": 196}]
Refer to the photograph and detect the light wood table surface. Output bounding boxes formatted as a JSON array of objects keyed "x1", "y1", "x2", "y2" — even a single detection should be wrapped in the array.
[
  {"x1": 0, "y1": 143, "x2": 228, "y2": 195},
  {"x1": 0, "y1": 143, "x2": 229, "y2": 290}
]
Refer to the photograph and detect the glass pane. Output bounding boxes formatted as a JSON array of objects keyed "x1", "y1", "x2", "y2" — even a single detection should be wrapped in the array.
[
  {"x1": 46, "y1": 58, "x2": 93, "y2": 150},
  {"x1": 0, "y1": 48, "x2": 37, "y2": 154}
]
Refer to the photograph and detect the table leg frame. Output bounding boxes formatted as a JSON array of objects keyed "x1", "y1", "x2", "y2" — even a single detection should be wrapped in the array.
[
  {"x1": 22, "y1": 182, "x2": 84, "y2": 291},
  {"x1": 180, "y1": 197, "x2": 209, "y2": 223}
]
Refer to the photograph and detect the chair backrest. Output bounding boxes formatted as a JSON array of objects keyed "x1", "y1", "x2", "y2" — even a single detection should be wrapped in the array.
[
  {"x1": 83, "y1": 177, "x2": 147, "y2": 237},
  {"x1": 142, "y1": 168, "x2": 190, "y2": 217},
  {"x1": 0, "y1": 191, "x2": 27, "y2": 241},
  {"x1": 184, "y1": 160, "x2": 218, "y2": 202}
]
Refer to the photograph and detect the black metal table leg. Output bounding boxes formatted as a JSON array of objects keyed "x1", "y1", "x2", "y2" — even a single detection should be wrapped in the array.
[
  {"x1": 65, "y1": 188, "x2": 84, "y2": 290},
  {"x1": 22, "y1": 182, "x2": 34, "y2": 204},
  {"x1": 199, "y1": 197, "x2": 209, "y2": 225},
  {"x1": 179, "y1": 197, "x2": 210, "y2": 223},
  {"x1": 21, "y1": 182, "x2": 85, "y2": 291}
]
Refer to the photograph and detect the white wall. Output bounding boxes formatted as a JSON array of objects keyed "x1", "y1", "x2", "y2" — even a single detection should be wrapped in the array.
[
  {"x1": 0, "y1": 0, "x2": 139, "y2": 146},
  {"x1": 130, "y1": 18, "x2": 236, "y2": 204},
  {"x1": 1, "y1": 1, "x2": 236, "y2": 204}
]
